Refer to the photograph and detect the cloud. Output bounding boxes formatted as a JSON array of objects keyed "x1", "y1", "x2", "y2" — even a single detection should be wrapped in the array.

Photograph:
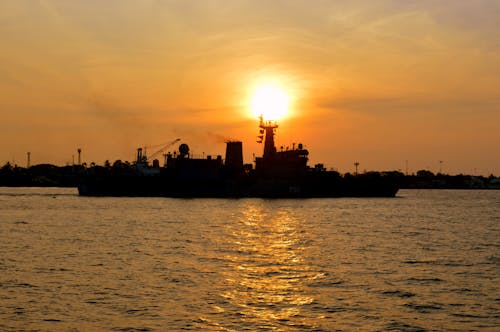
[
  {"x1": 320, "y1": 95, "x2": 500, "y2": 115},
  {"x1": 0, "y1": 69, "x2": 23, "y2": 87}
]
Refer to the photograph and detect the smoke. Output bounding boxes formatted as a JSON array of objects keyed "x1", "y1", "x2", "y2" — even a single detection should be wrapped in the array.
[{"x1": 205, "y1": 132, "x2": 234, "y2": 144}]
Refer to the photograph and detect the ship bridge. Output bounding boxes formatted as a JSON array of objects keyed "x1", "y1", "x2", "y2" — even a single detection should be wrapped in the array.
[{"x1": 255, "y1": 117, "x2": 309, "y2": 177}]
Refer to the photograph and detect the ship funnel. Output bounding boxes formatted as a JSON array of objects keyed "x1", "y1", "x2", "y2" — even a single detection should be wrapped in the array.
[{"x1": 225, "y1": 141, "x2": 243, "y2": 170}]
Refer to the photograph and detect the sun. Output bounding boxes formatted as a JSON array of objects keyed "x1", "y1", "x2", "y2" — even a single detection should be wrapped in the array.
[{"x1": 250, "y1": 83, "x2": 290, "y2": 121}]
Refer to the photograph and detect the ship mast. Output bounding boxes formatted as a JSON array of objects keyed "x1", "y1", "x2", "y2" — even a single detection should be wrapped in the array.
[{"x1": 258, "y1": 115, "x2": 278, "y2": 160}]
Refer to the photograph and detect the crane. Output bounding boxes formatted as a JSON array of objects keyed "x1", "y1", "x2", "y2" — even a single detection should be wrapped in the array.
[{"x1": 148, "y1": 138, "x2": 181, "y2": 162}]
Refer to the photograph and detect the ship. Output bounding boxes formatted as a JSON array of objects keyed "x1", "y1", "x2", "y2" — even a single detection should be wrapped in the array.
[{"x1": 77, "y1": 118, "x2": 400, "y2": 197}]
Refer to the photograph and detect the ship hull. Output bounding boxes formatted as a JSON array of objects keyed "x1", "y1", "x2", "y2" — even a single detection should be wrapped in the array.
[{"x1": 77, "y1": 172, "x2": 399, "y2": 198}]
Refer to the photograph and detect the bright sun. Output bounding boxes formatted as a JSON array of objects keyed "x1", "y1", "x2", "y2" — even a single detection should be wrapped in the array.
[{"x1": 250, "y1": 83, "x2": 290, "y2": 121}]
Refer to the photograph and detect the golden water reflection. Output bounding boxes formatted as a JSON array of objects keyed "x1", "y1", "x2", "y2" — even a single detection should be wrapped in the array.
[{"x1": 219, "y1": 203, "x2": 319, "y2": 328}]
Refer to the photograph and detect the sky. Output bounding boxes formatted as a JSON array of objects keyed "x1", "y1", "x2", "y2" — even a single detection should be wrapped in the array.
[{"x1": 1, "y1": 0, "x2": 499, "y2": 175}]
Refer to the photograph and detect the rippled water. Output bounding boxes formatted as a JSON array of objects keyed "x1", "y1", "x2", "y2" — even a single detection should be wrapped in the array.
[{"x1": 0, "y1": 188, "x2": 499, "y2": 331}]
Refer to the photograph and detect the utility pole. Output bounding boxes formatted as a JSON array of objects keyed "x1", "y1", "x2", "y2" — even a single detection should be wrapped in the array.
[
  {"x1": 354, "y1": 161, "x2": 359, "y2": 175},
  {"x1": 405, "y1": 160, "x2": 408, "y2": 176},
  {"x1": 439, "y1": 160, "x2": 443, "y2": 174},
  {"x1": 27, "y1": 152, "x2": 31, "y2": 168}
]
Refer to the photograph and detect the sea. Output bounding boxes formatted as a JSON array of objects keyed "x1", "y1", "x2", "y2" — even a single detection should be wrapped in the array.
[{"x1": 0, "y1": 188, "x2": 498, "y2": 331}]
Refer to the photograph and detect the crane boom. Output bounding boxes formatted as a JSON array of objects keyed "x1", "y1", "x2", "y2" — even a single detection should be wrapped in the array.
[{"x1": 148, "y1": 138, "x2": 181, "y2": 160}]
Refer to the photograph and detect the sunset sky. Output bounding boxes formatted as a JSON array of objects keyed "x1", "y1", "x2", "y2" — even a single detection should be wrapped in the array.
[{"x1": 1, "y1": 0, "x2": 499, "y2": 175}]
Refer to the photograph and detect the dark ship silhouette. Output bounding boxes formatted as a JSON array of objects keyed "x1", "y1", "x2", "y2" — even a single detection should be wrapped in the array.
[{"x1": 77, "y1": 117, "x2": 399, "y2": 197}]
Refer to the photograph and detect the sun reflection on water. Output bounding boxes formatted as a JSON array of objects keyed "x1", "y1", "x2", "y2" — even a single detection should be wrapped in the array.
[{"x1": 219, "y1": 203, "x2": 317, "y2": 328}]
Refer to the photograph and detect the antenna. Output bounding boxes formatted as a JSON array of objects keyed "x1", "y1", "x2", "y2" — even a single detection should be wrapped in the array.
[{"x1": 77, "y1": 148, "x2": 82, "y2": 165}]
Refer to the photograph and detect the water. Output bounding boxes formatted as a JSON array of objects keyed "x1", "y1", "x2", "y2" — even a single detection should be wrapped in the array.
[{"x1": 0, "y1": 188, "x2": 498, "y2": 331}]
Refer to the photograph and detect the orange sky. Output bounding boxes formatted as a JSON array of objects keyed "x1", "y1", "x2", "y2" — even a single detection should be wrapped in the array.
[{"x1": 1, "y1": 0, "x2": 499, "y2": 175}]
